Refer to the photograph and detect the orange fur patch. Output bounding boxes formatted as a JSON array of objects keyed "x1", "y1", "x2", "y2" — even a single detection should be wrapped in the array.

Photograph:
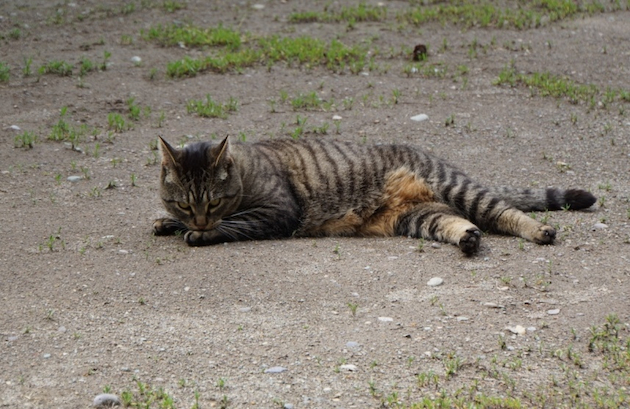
[
  {"x1": 359, "y1": 168, "x2": 434, "y2": 236},
  {"x1": 309, "y1": 168, "x2": 435, "y2": 237}
]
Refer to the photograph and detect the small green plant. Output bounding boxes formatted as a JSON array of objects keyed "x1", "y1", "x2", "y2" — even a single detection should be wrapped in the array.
[
  {"x1": 186, "y1": 95, "x2": 238, "y2": 118},
  {"x1": 0, "y1": 62, "x2": 11, "y2": 82},
  {"x1": 347, "y1": 302, "x2": 358, "y2": 317},
  {"x1": 445, "y1": 114, "x2": 455, "y2": 127},
  {"x1": 23, "y1": 57, "x2": 33, "y2": 77},
  {"x1": 39, "y1": 60, "x2": 73, "y2": 76},
  {"x1": 107, "y1": 113, "x2": 129, "y2": 132},
  {"x1": 127, "y1": 97, "x2": 141, "y2": 121},
  {"x1": 130, "y1": 173, "x2": 138, "y2": 187},
  {"x1": 100, "y1": 50, "x2": 111, "y2": 71},
  {"x1": 14, "y1": 131, "x2": 37, "y2": 149},
  {"x1": 163, "y1": 1, "x2": 187, "y2": 12}
]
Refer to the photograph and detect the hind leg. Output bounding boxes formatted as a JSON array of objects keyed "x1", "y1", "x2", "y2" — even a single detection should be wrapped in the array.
[
  {"x1": 395, "y1": 203, "x2": 482, "y2": 254},
  {"x1": 492, "y1": 208, "x2": 556, "y2": 244}
]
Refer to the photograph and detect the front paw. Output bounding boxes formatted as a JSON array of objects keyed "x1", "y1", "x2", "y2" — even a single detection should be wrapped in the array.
[
  {"x1": 532, "y1": 225, "x2": 556, "y2": 245},
  {"x1": 458, "y1": 228, "x2": 481, "y2": 255},
  {"x1": 184, "y1": 230, "x2": 203, "y2": 246},
  {"x1": 153, "y1": 218, "x2": 187, "y2": 236}
]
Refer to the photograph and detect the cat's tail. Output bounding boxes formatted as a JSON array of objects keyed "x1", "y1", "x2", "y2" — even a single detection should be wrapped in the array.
[{"x1": 489, "y1": 187, "x2": 596, "y2": 212}]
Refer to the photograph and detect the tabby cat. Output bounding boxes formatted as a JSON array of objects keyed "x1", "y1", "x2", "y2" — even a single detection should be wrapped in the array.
[{"x1": 153, "y1": 136, "x2": 596, "y2": 254}]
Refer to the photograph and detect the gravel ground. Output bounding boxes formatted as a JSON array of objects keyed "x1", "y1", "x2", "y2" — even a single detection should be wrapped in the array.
[{"x1": 1, "y1": 1, "x2": 629, "y2": 408}]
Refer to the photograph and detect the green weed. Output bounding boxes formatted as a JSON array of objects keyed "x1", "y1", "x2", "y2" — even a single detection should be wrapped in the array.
[
  {"x1": 107, "y1": 113, "x2": 130, "y2": 132},
  {"x1": 39, "y1": 60, "x2": 73, "y2": 76},
  {"x1": 14, "y1": 131, "x2": 37, "y2": 149},
  {"x1": 143, "y1": 23, "x2": 241, "y2": 49},
  {"x1": 186, "y1": 95, "x2": 238, "y2": 118},
  {"x1": 289, "y1": 3, "x2": 387, "y2": 23}
]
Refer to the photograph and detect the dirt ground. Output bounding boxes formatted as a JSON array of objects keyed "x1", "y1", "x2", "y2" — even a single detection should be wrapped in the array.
[{"x1": 1, "y1": 1, "x2": 629, "y2": 408}]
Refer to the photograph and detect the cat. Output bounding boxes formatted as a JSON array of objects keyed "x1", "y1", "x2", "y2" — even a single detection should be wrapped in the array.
[{"x1": 153, "y1": 136, "x2": 596, "y2": 254}]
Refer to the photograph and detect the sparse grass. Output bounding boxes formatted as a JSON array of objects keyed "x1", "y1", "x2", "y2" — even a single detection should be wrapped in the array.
[
  {"x1": 495, "y1": 62, "x2": 630, "y2": 108},
  {"x1": 289, "y1": 3, "x2": 387, "y2": 23},
  {"x1": 79, "y1": 56, "x2": 96, "y2": 76},
  {"x1": 118, "y1": 379, "x2": 179, "y2": 409},
  {"x1": 397, "y1": 1, "x2": 614, "y2": 30},
  {"x1": 48, "y1": 106, "x2": 90, "y2": 149},
  {"x1": 163, "y1": 0, "x2": 187, "y2": 13},
  {"x1": 39, "y1": 60, "x2": 73, "y2": 76},
  {"x1": 14, "y1": 131, "x2": 37, "y2": 149},
  {"x1": 107, "y1": 113, "x2": 130, "y2": 133},
  {"x1": 0, "y1": 62, "x2": 10, "y2": 82},
  {"x1": 164, "y1": 31, "x2": 369, "y2": 77},
  {"x1": 142, "y1": 23, "x2": 241, "y2": 50},
  {"x1": 186, "y1": 95, "x2": 238, "y2": 118}
]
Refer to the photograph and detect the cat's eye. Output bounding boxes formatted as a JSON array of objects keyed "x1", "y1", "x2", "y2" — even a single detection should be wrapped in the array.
[
  {"x1": 209, "y1": 198, "x2": 221, "y2": 207},
  {"x1": 177, "y1": 202, "x2": 191, "y2": 210}
]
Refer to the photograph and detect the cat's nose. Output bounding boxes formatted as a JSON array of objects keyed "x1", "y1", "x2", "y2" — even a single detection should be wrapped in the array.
[{"x1": 193, "y1": 215, "x2": 208, "y2": 229}]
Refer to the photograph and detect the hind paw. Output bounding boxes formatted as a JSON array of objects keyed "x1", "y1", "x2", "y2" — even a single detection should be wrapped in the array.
[
  {"x1": 458, "y1": 228, "x2": 481, "y2": 255},
  {"x1": 532, "y1": 225, "x2": 556, "y2": 245}
]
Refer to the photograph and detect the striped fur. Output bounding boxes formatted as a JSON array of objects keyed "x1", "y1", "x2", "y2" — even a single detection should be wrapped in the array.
[{"x1": 154, "y1": 137, "x2": 596, "y2": 254}]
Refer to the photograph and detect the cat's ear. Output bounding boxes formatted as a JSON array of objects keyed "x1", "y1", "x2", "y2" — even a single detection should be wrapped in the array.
[
  {"x1": 211, "y1": 136, "x2": 231, "y2": 168},
  {"x1": 158, "y1": 136, "x2": 179, "y2": 168}
]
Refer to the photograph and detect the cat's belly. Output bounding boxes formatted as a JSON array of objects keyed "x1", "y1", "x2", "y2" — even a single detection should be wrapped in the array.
[{"x1": 299, "y1": 167, "x2": 436, "y2": 237}]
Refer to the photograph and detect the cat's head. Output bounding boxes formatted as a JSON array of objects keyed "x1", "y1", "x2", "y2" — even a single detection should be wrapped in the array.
[{"x1": 158, "y1": 136, "x2": 242, "y2": 232}]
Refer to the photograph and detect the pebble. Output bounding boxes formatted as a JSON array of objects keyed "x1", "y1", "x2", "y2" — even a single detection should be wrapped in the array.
[
  {"x1": 8, "y1": 125, "x2": 21, "y2": 131},
  {"x1": 378, "y1": 316, "x2": 394, "y2": 322},
  {"x1": 456, "y1": 317, "x2": 469, "y2": 322},
  {"x1": 345, "y1": 341, "x2": 360, "y2": 348},
  {"x1": 427, "y1": 277, "x2": 443, "y2": 287},
  {"x1": 7, "y1": 335, "x2": 19, "y2": 342},
  {"x1": 410, "y1": 114, "x2": 429, "y2": 122},
  {"x1": 284, "y1": 404, "x2": 294, "y2": 409},
  {"x1": 430, "y1": 243, "x2": 441, "y2": 249},
  {"x1": 67, "y1": 176, "x2": 81, "y2": 182},
  {"x1": 251, "y1": 3, "x2": 264, "y2": 9},
  {"x1": 264, "y1": 366, "x2": 287, "y2": 374},
  {"x1": 527, "y1": 327, "x2": 536, "y2": 333},
  {"x1": 43, "y1": 353, "x2": 51, "y2": 359},
  {"x1": 92, "y1": 393, "x2": 121, "y2": 408},
  {"x1": 339, "y1": 364, "x2": 358, "y2": 372},
  {"x1": 506, "y1": 325, "x2": 526, "y2": 335},
  {"x1": 592, "y1": 223, "x2": 608, "y2": 230},
  {"x1": 547, "y1": 309, "x2": 560, "y2": 315},
  {"x1": 332, "y1": 115, "x2": 342, "y2": 121},
  {"x1": 130, "y1": 56, "x2": 141, "y2": 65}
]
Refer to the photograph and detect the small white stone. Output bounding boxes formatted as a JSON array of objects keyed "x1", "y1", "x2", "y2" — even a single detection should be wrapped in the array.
[
  {"x1": 410, "y1": 114, "x2": 429, "y2": 122},
  {"x1": 506, "y1": 325, "x2": 526, "y2": 335},
  {"x1": 427, "y1": 277, "x2": 443, "y2": 287},
  {"x1": 332, "y1": 115, "x2": 342, "y2": 120},
  {"x1": 93, "y1": 393, "x2": 121, "y2": 408},
  {"x1": 431, "y1": 243, "x2": 441, "y2": 249},
  {"x1": 130, "y1": 56, "x2": 141, "y2": 65},
  {"x1": 251, "y1": 4, "x2": 264, "y2": 9},
  {"x1": 527, "y1": 326, "x2": 536, "y2": 332},
  {"x1": 378, "y1": 316, "x2": 394, "y2": 322},
  {"x1": 340, "y1": 364, "x2": 358, "y2": 372},
  {"x1": 67, "y1": 176, "x2": 81, "y2": 182},
  {"x1": 8, "y1": 125, "x2": 21, "y2": 131},
  {"x1": 265, "y1": 366, "x2": 287, "y2": 374},
  {"x1": 547, "y1": 309, "x2": 560, "y2": 315},
  {"x1": 592, "y1": 223, "x2": 608, "y2": 230},
  {"x1": 456, "y1": 317, "x2": 469, "y2": 322}
]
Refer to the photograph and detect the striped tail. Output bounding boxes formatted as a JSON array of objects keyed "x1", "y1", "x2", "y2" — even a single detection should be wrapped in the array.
[{"x1": 489, "y1": 187, "x2": 597, "y2": 212}]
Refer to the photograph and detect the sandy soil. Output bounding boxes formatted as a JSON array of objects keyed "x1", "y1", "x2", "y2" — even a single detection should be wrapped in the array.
[{"x1": 1, "y1": 1, "x2": 629, "y2": 408}]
